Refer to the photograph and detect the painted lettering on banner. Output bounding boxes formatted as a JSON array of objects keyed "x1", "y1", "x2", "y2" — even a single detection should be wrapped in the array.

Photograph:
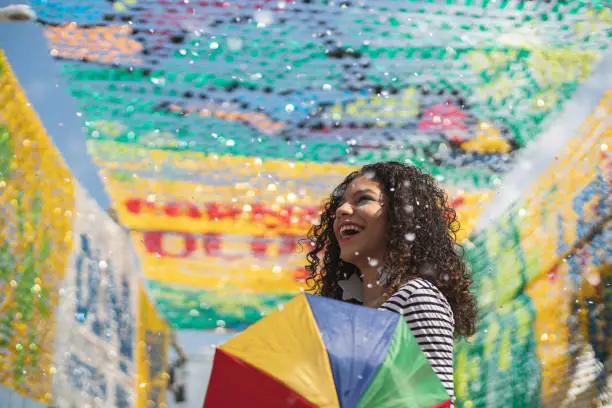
[{"x1": 53, "y1": 187, "x2": 138, "y2": 408}]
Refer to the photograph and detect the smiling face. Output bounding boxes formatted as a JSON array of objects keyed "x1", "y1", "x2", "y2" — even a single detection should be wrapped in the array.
[{"x1": 332, "y1": 175, "x2": 388, "y2": 269}]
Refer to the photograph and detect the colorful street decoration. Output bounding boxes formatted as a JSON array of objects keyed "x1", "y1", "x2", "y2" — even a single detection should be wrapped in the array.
[
  {"x1": 137, "y1": 287, "x2": 171, "y2": 408},
  {"x1": 53, "y1": 188, "x2": 139, "y2": 408},
  {"x1": 455, "y1": 91, "x2": 611, "y2": 407},
  {"x1": 0, "y1": 51, "x2": 171, "y2": 408},
  {"x1": 27, "y1": 0, "x2": 612, "y2": 335},
  {"x1": 92, "y1": 142, "x2": 491, "y2": 328},
  {"x1": 3, "y1": 1, "x2": 611, "y2": 407},
  {"x1": 0, "y1": 51, "x2": 75, "y2": 404},
  {"x1": 32, "y1": 1, "x2": 612, "y2": 177}
]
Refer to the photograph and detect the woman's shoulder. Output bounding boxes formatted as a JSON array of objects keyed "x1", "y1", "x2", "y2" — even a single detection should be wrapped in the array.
[
  {"x1": 392, "y1": 277, "x2": 446, "y2": 299},
  {"x1": 383, "y1": 277, "x2": 454, "y2": 320}
]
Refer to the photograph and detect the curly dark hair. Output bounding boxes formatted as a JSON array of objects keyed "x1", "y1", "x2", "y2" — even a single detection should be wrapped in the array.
[{"x1": 305, "y1": 161, "x2": 477, "y2": 338}]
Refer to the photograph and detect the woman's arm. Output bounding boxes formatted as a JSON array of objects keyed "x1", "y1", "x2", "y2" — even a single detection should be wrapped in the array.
[{"x1": 380, "y1": 278, "x2": 455, "y2": 401}]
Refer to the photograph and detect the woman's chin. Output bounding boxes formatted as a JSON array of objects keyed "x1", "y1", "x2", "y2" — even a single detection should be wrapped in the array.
[{"x1": 339, "y1": 247, "x2": 361, "y2": 265}]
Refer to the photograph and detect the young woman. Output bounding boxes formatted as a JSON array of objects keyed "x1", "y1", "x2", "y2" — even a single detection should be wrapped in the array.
[{"x1": 306, "y1": 161, "x2": 477, "y2": 402}]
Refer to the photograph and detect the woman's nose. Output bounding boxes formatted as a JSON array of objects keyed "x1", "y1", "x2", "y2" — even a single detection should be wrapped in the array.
[{"x1": 336, "y1": 202, "x2": 353, "y2": 218}]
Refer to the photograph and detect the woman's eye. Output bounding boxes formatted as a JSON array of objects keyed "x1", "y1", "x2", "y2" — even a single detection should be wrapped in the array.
[{"x1": 357, "y1": 196, "x2": 374, "y2": 204}]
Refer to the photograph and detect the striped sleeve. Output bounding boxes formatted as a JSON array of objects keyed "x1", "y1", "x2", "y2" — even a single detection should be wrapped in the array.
[{"x1": 379, "y1": 278, "x2": 455, "y2": 403}]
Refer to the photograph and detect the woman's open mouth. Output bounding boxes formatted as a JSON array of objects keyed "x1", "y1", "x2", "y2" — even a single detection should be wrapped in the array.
[{"x1": 338, "y1": 223, "x2": 364, "y2": 242}]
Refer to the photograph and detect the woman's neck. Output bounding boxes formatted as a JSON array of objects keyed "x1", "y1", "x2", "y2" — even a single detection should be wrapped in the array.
[
  {"x1": 358, "y1": 263, "x2": 386, "y2": 307},
  {"x1": 360, "y1": 264, "x2": 378, "y2": 285}
]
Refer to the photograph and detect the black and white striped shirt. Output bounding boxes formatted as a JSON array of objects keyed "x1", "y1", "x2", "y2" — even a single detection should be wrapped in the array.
[{"x1": 379, "y1": 278, "x2": 455, "y2": 403}]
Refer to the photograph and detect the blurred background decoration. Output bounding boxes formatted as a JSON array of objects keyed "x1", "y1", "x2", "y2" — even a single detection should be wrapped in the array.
[{"x1": 0, "y1": 0, "x2": 610, "y2": 407}]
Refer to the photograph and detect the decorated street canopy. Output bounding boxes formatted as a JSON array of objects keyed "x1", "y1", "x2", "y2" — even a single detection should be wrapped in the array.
[
  {"x1": 29, "y1": 0, "x2": 612, "y2": 331},
  {"x1": 204, "y1": 293, "x2": 451, "y2": 408},
  {"x1": 1, "y1": 1, "x2": 607, "y2": 407},
  {"x1": 0, "y1": 51, "x2": 172, "y2": 408}
]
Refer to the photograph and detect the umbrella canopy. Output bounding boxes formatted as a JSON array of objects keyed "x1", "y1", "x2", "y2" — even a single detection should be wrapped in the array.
[{"x1": 204, "y1": 293, "x2": 451, "y2": 408}]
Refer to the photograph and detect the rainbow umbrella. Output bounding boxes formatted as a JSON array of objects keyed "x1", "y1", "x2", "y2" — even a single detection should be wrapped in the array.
[{"x1": 203, "y1": 294, "x2": 451, "y2": 408}]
